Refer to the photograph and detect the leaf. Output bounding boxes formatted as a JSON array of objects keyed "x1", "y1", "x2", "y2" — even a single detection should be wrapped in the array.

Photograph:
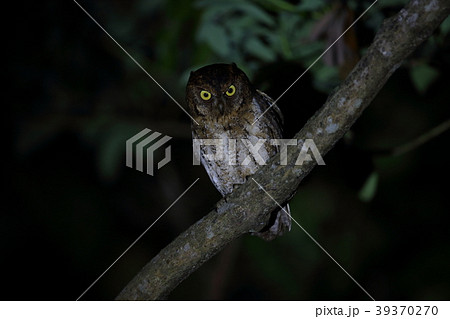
[
  {"x1": 292, "y1": 41, "x2": 323, "y2": 59},
  {"x1": 358, "y1": 172, "x2": 379, "y2": 202},
  {"x1": 197, "y1": 23, "x2": 230, "y2": 57},
  {"x1": 196, "y1": 0, "x2": 235, "y2": 8},
  {"x1": 257, "y1": 0, "x2": 300, "y2": 13},
  {"x1": 238, "y1": 2, "x2": 275, "y2": 26},
  {"x1": 297, "y1": 0, "x2": 327, "y2": 11},
  {"x1": 440, "y1": 15, "x2": 450, "y2": 35},
  {"x1": 410, "y1": 64, "x2": 439, "y2": 94},
  {"x1": 312, "y1": 64, "x2": 339, "y2": 92},
  {"x1": 197, "y1": 0, "x2": 274, "y2": 25},
  {"x1": 244, "y1": 37, "x2": 276, "y2": 61}
]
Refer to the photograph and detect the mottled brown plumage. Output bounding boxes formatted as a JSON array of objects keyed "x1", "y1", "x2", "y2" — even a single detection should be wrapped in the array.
[{"x1": 186, "y1": 63, "x2": 291, "y2": 240}]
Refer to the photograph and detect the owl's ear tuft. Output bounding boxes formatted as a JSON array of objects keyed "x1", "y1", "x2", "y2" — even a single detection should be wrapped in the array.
[
  {"x1": 188, "y1": 71, "x2": 196, "y2": 84},
  {"x1": 231, "y1": 62, "x2": 238, "y2": 70}
]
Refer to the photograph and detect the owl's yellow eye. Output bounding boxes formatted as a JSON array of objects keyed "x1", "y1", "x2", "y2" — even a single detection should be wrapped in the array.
[
  {"x1": 225, "y1": 85, "x2": 236, "y2": 96},
  {"x1": 200, "y1": 90, "x2": 211, "y2": 100}
]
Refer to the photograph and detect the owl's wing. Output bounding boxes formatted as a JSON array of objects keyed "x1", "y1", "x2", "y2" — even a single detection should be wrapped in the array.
[
  {"x1": 252, "y1": 90, "x2": 292, "y2": 240},
  {"x1": 254, "y1": 89, "x2": 284, "y2": 139},
  {"x1": 192, "y1": 131, "x2": 230, "y2": 196}
]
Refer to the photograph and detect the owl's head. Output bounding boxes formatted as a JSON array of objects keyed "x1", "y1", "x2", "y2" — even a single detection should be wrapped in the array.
[{"x1": 186, "y1": 63, "x2": 255, "y2": 120}]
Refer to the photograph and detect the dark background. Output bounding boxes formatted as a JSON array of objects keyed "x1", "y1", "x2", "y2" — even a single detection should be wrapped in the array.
[{"x1": 6, "y1": 0, "x2": 450, "y2": 300}]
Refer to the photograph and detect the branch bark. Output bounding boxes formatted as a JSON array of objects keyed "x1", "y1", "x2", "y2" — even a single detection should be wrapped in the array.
[{"x1": 116, "y1": 0, "x2": 450, "y2": 300}]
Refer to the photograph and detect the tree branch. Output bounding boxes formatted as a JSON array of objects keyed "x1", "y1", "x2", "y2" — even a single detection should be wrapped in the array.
[
  {"x1": 116, "y1": 0, "x2": 450, "y2": 300},
  {"x1": 373, "y1": 118, "x2": 450, "y2": 157}
]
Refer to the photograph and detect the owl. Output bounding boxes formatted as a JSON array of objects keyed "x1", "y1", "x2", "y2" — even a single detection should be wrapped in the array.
[{"x1": 186, "y1": 63, "x2": 291, "y2": 240}]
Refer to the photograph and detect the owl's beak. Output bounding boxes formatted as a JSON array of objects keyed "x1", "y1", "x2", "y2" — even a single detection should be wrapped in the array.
[{"x1": 218, "y1": 97, "x2": 225, "y2": 115}]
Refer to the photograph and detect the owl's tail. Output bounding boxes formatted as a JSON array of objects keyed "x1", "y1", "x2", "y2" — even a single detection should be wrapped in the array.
[{"x1": 255, "y1": 203, "x2": 292, "y2": 241}]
